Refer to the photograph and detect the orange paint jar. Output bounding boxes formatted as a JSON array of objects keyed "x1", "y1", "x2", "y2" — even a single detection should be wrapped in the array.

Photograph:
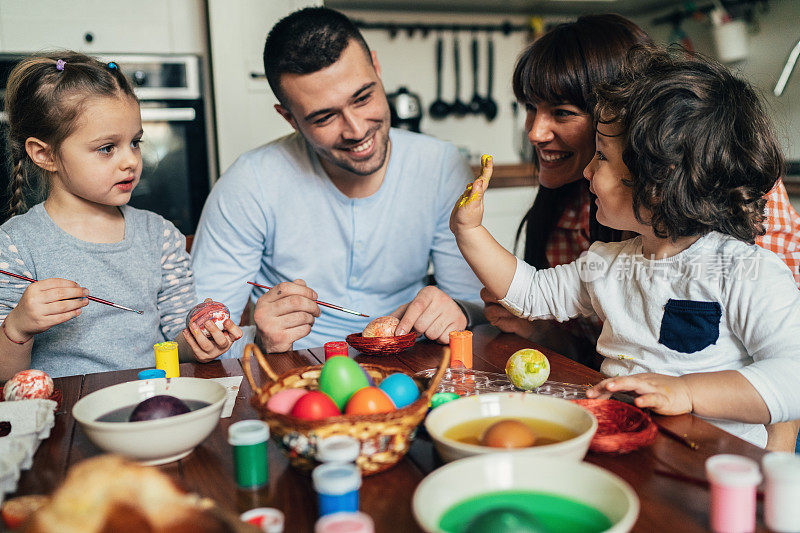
[{"x1": 449, "y1": 330, "x2": 473, "y2": 369}]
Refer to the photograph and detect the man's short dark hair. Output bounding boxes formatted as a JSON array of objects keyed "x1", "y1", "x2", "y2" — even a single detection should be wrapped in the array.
[
  {"x1": 263, "y1": 7, "x2": 372, "y2": 105},
  {"x1": 594, "y1": 48, "x2": 784, "y2": 244}
]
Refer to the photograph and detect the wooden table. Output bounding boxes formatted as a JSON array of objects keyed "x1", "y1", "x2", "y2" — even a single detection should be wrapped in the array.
[{"x1": 11, "y1": 324, "x2": 770, "y2": 532}]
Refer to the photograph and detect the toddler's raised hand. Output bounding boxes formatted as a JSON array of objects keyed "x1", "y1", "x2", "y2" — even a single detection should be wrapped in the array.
[
  {"x1": 3, "y1": 278, "x2": 89, "y2": 343},
  {"x1": 182, "y1": 317, "x2": 243, "y2": 363},
  {"x1": 450, "y1": 154, "x2": 493, "y2": 236},
  {"x1": 586, "y1": 372, "x2": 693, "y2": 416}
]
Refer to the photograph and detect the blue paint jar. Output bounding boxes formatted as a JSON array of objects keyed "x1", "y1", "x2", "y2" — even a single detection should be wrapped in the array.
[{"x1": 312, "y1": 462, "x2": 361, "y2": 517}]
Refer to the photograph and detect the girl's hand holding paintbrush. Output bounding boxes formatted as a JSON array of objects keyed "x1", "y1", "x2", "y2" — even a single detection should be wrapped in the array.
[{"x1": 2, "y1": 278, "x2": 90, "y2": 344}]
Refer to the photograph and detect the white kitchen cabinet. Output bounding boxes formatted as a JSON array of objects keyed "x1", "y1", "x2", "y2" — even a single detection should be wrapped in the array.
[
  {"x1": 207, "y1": 0, "x2": 320, "y2": 173},
  {"x1": 0, "y1": 0, "x2": 205, "y2": 54},
  {"x1": 483, "y1": 186, "x2": 536, "y2": 256}
]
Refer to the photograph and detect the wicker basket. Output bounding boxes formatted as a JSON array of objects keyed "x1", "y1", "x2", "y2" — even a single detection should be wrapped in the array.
[
  {"x1": 345, "y1": 331, "x2": 418, "y2": 355},
  {"x1": 242, "y1": 343, "x2": 450, "y2": 475}
]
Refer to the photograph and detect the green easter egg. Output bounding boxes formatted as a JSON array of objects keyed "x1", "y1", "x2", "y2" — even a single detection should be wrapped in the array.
[
  {"x1": 430, "y1": 392, "x2": 460, "y2": 409},
  {"x1": 464, "y1": 508, "x2": 547, "y2": 533},
  {"x1": 318, "y1": 357, "x2": 369, "y2": 410}
]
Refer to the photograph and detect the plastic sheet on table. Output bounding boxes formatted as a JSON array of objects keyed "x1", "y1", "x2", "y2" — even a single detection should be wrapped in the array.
[{"x1": 414, "y1": 367, "x2": 590, "y2": 400}]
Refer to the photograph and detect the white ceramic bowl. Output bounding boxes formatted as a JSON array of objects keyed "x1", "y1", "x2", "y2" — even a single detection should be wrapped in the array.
[
  {"x1": 424, "y1": 392, "x2": 597, "y2": 463},
  {"x1": 72, "y1": 377, "x2": 226, "y2": 465},
  {"x1": 413, "y1": 453, "x2": 639, "y2": 533}
]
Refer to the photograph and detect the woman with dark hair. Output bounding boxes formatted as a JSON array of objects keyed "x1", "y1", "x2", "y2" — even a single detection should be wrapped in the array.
[
  {"x1": 482, "y1": 14, "x2": 654, "y2": 366},
  {"x1": 484, "y1": 14, "x2": 800, "y2": 368}
]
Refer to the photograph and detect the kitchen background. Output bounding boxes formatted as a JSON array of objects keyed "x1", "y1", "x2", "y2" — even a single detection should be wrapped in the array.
[{"x1": 0, "y1": 0, "x2": 798, "y2": 252}]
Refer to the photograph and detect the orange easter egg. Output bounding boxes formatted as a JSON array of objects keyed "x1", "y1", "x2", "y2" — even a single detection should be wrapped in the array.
[{"x1": 345, "y1": 387, "x2": 395, "y2": 415}]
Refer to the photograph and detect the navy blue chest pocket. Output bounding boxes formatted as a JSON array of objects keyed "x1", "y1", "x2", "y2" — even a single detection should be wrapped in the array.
[{"x1": 658, "y1": 299, "x2": 722, "y2": 354}]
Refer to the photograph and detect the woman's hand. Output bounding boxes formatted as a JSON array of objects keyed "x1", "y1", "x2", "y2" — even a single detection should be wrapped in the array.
[
  {"x1": 586, "y1": 373, "x2": 694, "y2": 416},
  {"x1": 182, "y1": 317, "x2": 243, "y2": 363},
  {"x1": 449, "y1": 154, "x2": 493, "y2": 238},
  {"x1": 480, "y1": 288, "x2": 536, "y2": 338},
  {"x1": 3, "y1": 279, "x2": 89, "y2": 343}
]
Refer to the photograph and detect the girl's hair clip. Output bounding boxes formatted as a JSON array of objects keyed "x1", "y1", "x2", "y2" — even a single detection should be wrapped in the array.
[
  {"x1": 107, "y1": 61, "x2": 118, "y2": 70},
  {"x1": 55, "y1": 59, "x2": 66, "y2": 71}
]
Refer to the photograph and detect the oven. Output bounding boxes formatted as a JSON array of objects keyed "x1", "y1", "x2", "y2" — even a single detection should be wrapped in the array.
[{"x1": 0, "y1": 54, "x2": 211, "y2": 235}]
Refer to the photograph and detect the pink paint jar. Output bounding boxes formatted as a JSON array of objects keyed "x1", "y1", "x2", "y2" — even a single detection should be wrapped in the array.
[
  {"x1": 314, "y1": 511, "x2": 374, "y2": 533},
  {"x1": 705, "y1": 454, "x2": 762, "y2": 533}
]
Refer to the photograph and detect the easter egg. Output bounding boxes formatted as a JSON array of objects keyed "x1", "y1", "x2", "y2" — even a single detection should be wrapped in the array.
[
  {"x1": 186, "y1": 300, "x2": 230, "y2": 336},
  {"x1": 464, "y1": 508, "x2": 546, "y2": 533},
  {"x1": 290, "y1": 391, "x2": 340, "y2": 420},
  {"x1": 362, "y1": 316, "x2": 399, "y2": 337},
  {"x1": 266, "y1": 388, "x2": 308, "y2": 415},
  {"x1": 378, "y1": 373, "x2": 420, "y2": 408},
  {"x1": 345, "y1": 387, "x2": 395, "y2": 415},
  {"x1": 481, "y1": 420, "x2": 537, "y2": 448},
  {"x1": 430, "y1": 392, "x2": 460, "y2": 409},
  {"x1": 3, "y1": 370, "x2": 54, "y2": 401},
  {"x1": 129, "y1": 395, "x2": 190, "y2": 422},
  {"x1": 319, "y1": 357, "x2": 369, "y2": 411},
  {"x1": 505, "y1": 349, "x2": 550, "y2": 391}
]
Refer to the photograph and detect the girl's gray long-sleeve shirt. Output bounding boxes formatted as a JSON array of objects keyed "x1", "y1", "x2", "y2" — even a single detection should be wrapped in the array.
[{"x1": 0, "y1": 203, "x2": 196, "y2": 377}]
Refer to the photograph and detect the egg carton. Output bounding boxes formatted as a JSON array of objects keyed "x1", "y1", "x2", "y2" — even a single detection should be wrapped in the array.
[{"x1": 414, "y1": 367, "x2": 590, "y2": 400}]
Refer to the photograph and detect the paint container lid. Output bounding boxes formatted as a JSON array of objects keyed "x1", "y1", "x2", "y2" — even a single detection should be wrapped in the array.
[
  {"x1": 312, "y1": 463, "x2": 361, "y2": 495},
  {"x1": 240, "y1": 507, "x2": 284, "y2": 533},
  {"x1": 316, "y1": 435, "x2": 360, "y2": 464},
  {"x1": 314, "y1": 511, "x2": 374, "y2": 533},
  {"x1": 762, "y1": 451, "x2": 800, "y2": 482},
  {"x1": 228, "y1": 419, "x2": 269, "y2": 446},
  {"x1": 706, "y1": 454, "x2": 762, "y2": 487},
  {"x1": 138, "y1": 368, "x2": 166, "y2": 380}
]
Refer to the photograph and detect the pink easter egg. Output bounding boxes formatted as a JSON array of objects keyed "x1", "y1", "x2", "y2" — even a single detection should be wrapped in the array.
[{"x1": 266, "y1": 388, "x2": 309, "y2": 415}]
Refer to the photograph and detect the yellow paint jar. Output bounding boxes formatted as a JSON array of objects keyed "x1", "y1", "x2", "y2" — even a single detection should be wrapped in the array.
[{"x1": 154, "y1": 341, "x2": 180, "y2": 378}]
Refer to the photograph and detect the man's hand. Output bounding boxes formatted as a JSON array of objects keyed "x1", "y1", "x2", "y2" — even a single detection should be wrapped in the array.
[
  {"x1": 253, "y1": 279, "x2": 320, "y2": 353},
  {"x1": 586, "y1": 373, "x2": 694, "y2": 416},
  {"x1": 392, "y1": 286, "x2": 467, "y2": 344},
  {"x1": 480, "y1": 287, "x2": 535, "y2": 339}
]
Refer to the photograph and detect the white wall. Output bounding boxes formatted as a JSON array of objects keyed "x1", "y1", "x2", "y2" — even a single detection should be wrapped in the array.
[{"x1": 634, "y1": 1, "x2": 800, "y2": 160}]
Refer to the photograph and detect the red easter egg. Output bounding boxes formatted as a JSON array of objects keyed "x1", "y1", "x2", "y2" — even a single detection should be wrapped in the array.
[
  {"x1": 186, "y1": 300, "x2": 231, "y2": 336},
  {"x1": 3, "y1": 370, "x2": 54, "y2": 401},
  {"x1": 345, "y1": 387, "x2": 395, "y2": 415},
  {"x1": 289, "y1": 391, "x2": 340, "y2": 420}
]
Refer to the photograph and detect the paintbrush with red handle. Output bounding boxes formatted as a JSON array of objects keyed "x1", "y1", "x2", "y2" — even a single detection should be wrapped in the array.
[
  {"x1": 0, "y1": 269, "x2": 143, "y2": 314},
  {"x1": 247, "y1": 281, "x2": 369, "y2": 317}
]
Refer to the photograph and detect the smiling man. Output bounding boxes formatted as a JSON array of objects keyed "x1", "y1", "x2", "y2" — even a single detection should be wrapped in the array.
[{"x1": 191, "y1": 7, "x2": 483, "y2": 353}]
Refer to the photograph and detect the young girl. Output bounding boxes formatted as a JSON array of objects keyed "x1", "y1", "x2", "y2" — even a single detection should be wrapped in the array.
[
  {"x1": 0, "y1": 52, "x2": 242, "y2": 380},
  {"x1": 450, "y1": 49, "x2": 800, "y2": 447}
]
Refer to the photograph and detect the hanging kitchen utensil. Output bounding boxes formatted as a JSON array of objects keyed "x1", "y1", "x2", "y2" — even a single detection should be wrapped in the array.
[
  {"x1": 468, "y1": 35, "x2": 484, "y2": 115},
  {"x1": 429, "y1": 35, "x2": 450, "y2": 120},
  {"x1": 450, "y1": 35, "x2": 470, "y2": 117},
  {"x1": 482, "y1": 36, "x2": 499, "y2": 121}
]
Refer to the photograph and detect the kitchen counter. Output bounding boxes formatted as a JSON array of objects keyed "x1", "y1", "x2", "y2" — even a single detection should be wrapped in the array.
[{"x1": 470, "y1": 162, "x2": 536, "y2": 188}]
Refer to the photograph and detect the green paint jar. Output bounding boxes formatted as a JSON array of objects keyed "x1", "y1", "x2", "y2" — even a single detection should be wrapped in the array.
[{"x1": 228, "y1": 420, "x2": 269, "y2": 489}]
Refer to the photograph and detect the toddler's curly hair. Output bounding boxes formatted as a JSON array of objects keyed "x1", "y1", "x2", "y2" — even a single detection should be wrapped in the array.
[{"x1": 594, "y1": 48, "x2": 784, "y2": 243}]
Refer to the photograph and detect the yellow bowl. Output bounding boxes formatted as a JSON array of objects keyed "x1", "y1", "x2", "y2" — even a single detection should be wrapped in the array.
[
  {"x1": 72, "y1": 377, "x2": 226, "y2": 465},
  {"x1": 413, "y1": 452, "x2": 639, "y2": 532},
  {"x1": 424, "y1": 392, "x2": 597, "y2": 463}
]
